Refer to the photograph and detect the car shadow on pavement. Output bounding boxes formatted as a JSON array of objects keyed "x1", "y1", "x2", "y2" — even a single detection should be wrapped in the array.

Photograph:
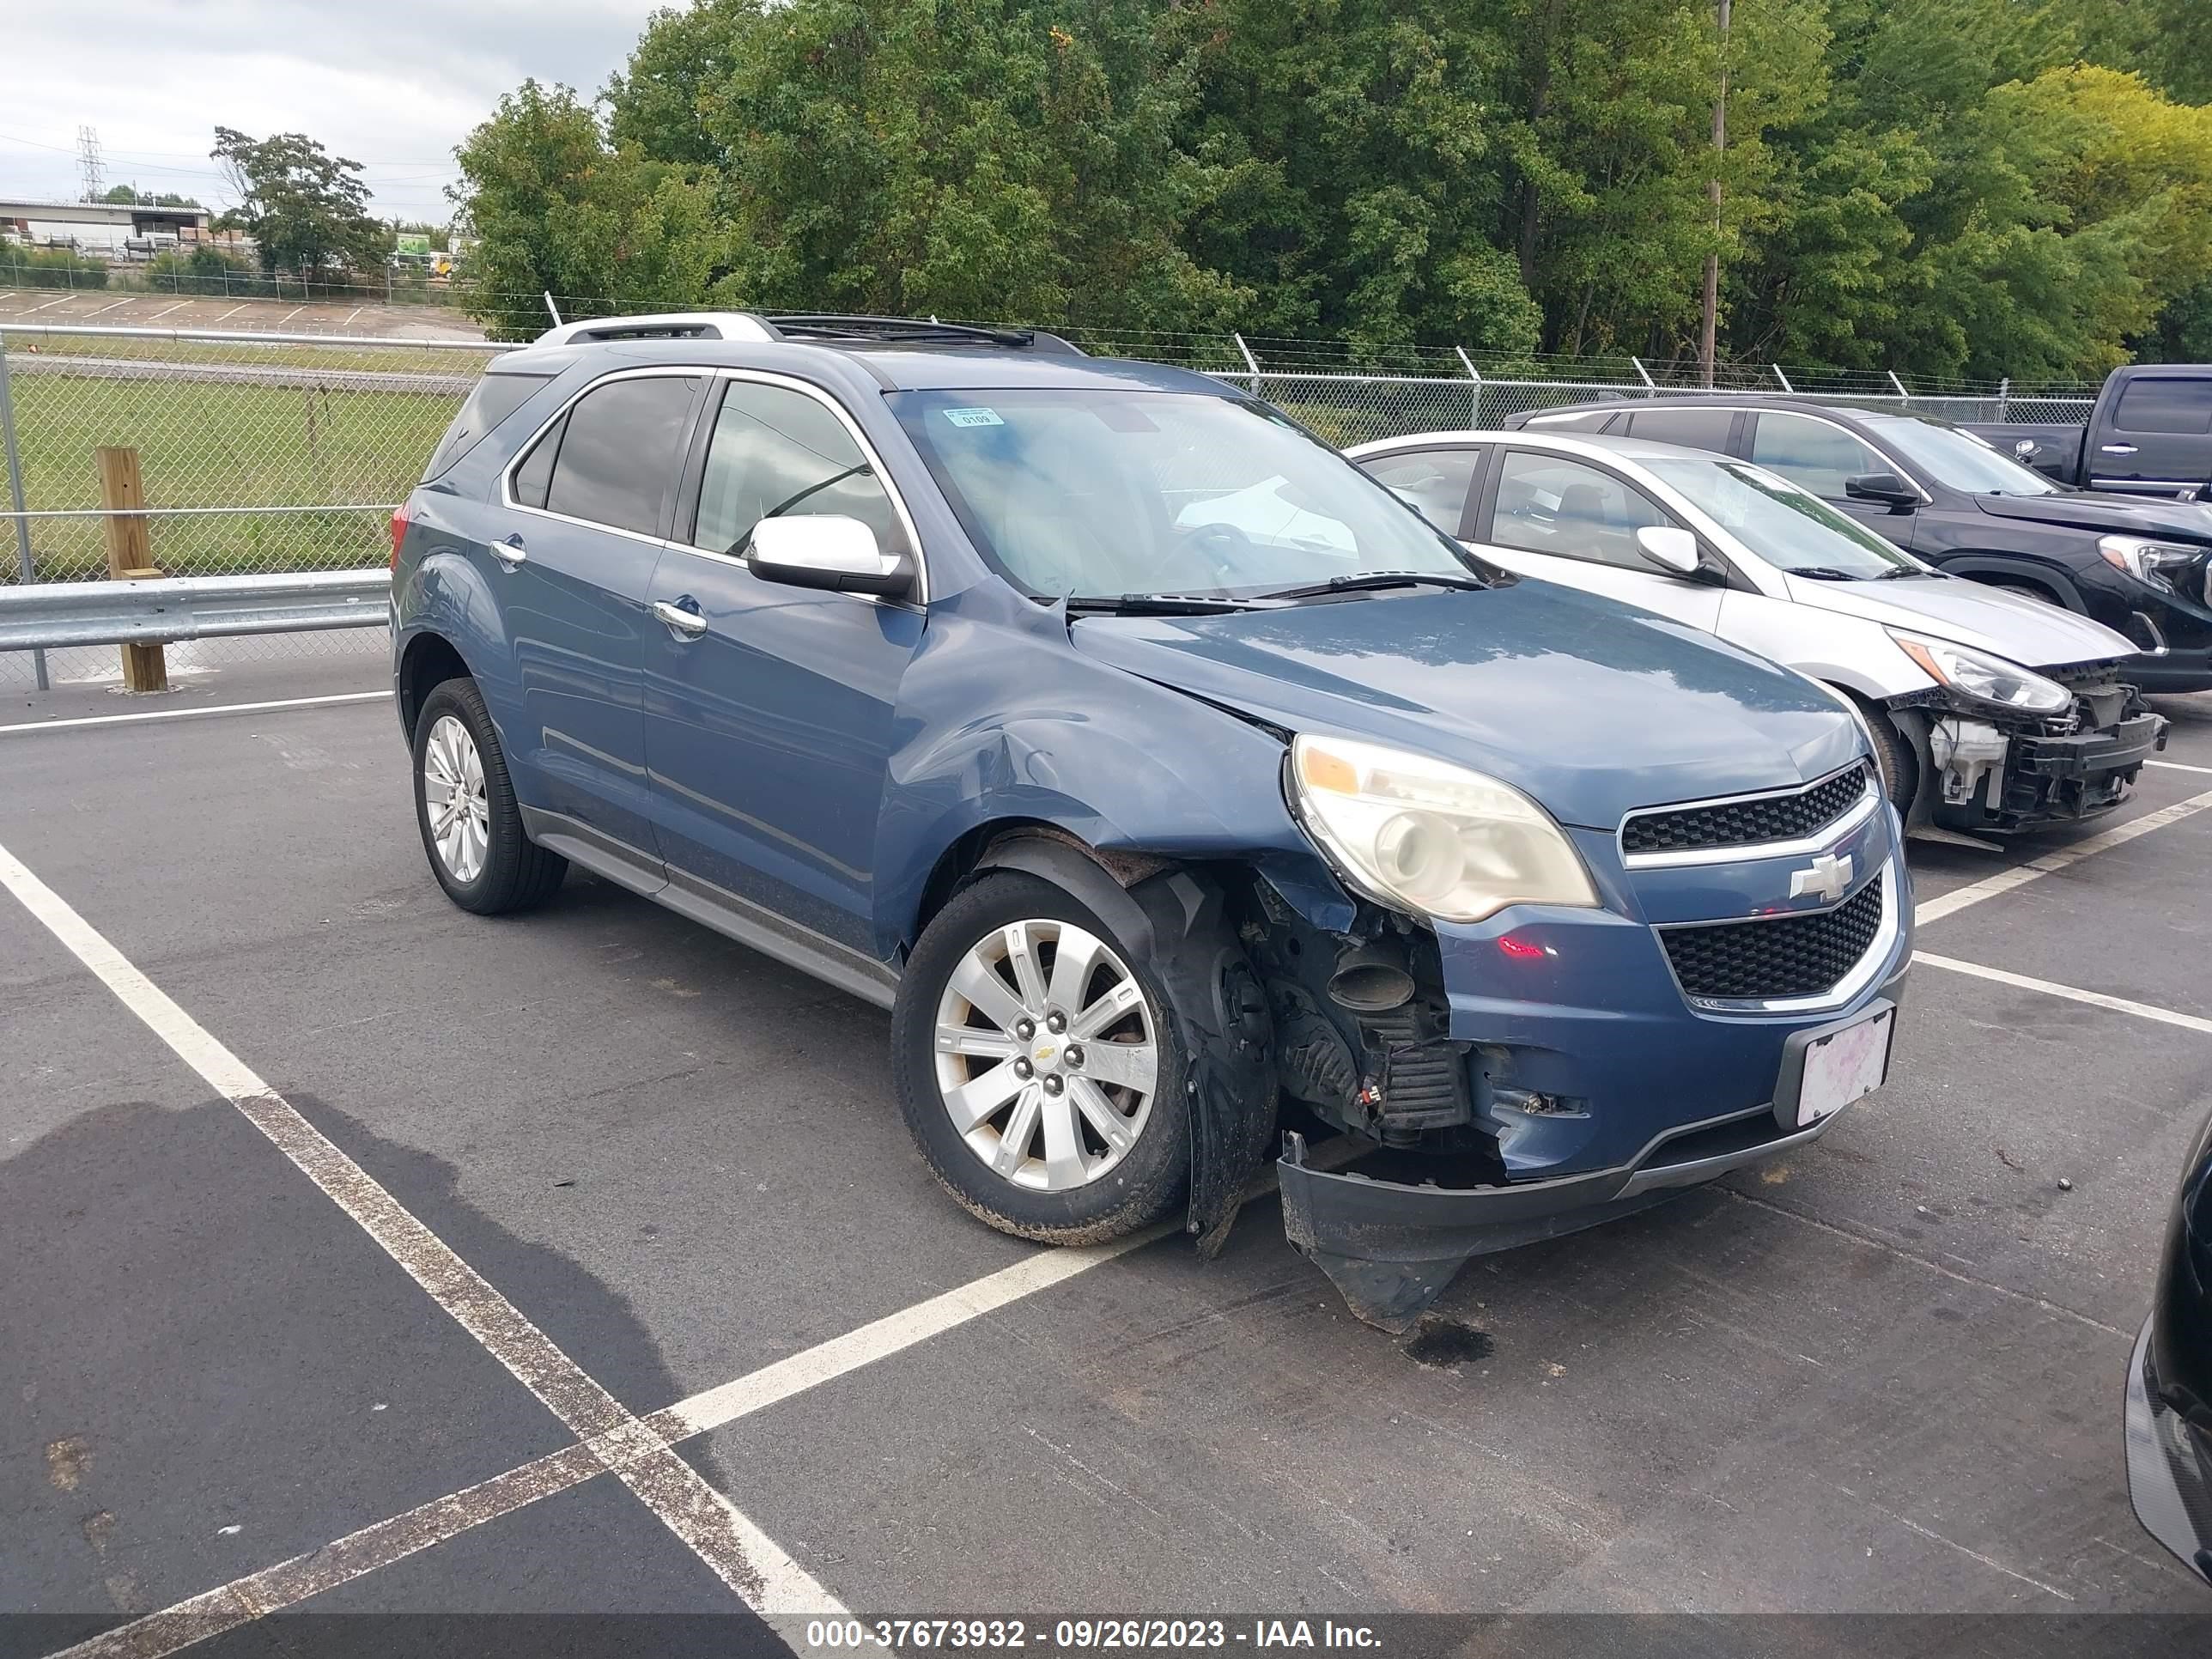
[{"x1": 1, "y1": 1091, "x2": 743, "y2": 1635}]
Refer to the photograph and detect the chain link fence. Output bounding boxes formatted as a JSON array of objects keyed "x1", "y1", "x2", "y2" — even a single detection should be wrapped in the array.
[{"x1": 0, "y1": 313, "x2": 2100, "y2": 690}]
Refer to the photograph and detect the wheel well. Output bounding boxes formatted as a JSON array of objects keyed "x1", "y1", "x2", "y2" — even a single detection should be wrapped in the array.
[
  {"x1": 397, "y1": 633, "x2": 470, "y2": 735},
  {"x1": 1948, "y1": 562, "x2": 2079, "y2": 611},
  {"x1": 908, "y1": 821, "x2": 1175, "y2": 951}
]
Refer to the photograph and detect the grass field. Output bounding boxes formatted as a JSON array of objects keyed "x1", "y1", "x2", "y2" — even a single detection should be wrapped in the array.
[{"x1": 5, "y1": 366, "x2": 465, "y2": 581}]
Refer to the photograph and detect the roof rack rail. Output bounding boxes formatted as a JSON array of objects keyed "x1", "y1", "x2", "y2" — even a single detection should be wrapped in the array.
[
  {"x1": 761, "y1": 314, "x2": 1087, "y2": 356},
  {"x1": 533, "y1": 312, "x2": 777, "y2": 347}
]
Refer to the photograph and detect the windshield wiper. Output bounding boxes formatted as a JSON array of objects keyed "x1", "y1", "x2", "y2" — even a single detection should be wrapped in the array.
[
  {"x1": 1063, "y1": 592, "x2": 1273, "y2": 615},
  {"x1": 1253, "y1": 569, "x2": 1492, "y2": 601},
  {"x1": 1875, "y1": 565, "x2": 1929, "y2": 579},
  {"x1": 1786, "y1": 566, "x2": 1866, "y2": 581}
]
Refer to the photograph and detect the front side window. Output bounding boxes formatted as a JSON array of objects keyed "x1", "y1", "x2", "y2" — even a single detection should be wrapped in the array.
[
  {"x1": 1488, "y1": 452, "x2": 1674, "y2": 569},
  {"x1": 1748, "y1": 413, "x2": 1884, "y2": 499},
  {"x1": 1644, "y1": 458, "x2": 1918, "y2": 580},
  {"x1": 542, "y1": 375, "x2": 701, "y2": 537},
  {"x1": 890, "y1": 389, "x2": 1474, "y2": 599},
  {"x1": 1359, "y1": 449, "x2": 1484, "y2": 535},
  {"x1": 693, "y1": 381, "x2": 908, "y2": 556}
]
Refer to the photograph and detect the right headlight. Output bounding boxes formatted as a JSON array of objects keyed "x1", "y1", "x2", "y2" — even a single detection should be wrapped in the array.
[
  {"x1": 2099, "y1": 534, "x2": 2203, "y2": 598},
  {"x1": 1289, "y1": 734, "x2": 1599, "y2": 923}
]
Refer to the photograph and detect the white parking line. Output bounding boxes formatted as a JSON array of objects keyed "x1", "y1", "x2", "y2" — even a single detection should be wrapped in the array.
[
  {"x1": 27, "y1": 293, "x2": 76, "y2": 313},
  {"x1": 0, "y1": 837, "x2": 844, "y2": 1626},
  {"x1": 2148, "y1": 759, "x2": 2212, "y2": 777},
  {"x1": 0, "y1": 690, "x2": 388, "y2": 735},
  {"x1": 214, "y1": 304, "x2": 246, "y2": 322},
  {"x1": 85, "y1": 298, "x2": 132, "y2": 317},
  {"x1": 45, "y1": 1138, "x2": 1362, "y2": 1658},
  {"x1": 147, "y1": 301, "x2": 187, "y2": 320},
  {"x1": 1913, "y1": 788, "x2": 2212, "y2": 926},
  {"x1": 1914, "y1": 952, "x2": 2212, "y2": 1036}
]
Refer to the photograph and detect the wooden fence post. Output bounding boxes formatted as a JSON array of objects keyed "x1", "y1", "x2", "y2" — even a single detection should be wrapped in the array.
[{"x1": 96, "y1": 445, "x2": 168, "y2": 694}]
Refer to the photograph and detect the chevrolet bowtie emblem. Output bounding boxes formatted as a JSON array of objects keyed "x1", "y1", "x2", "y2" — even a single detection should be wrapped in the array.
[{"x1": 1790, "y1": 852, "x2": 1854, "y2": 904}]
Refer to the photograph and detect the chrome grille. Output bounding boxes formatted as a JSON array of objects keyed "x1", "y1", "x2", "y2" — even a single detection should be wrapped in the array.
[
  {"x1": 1622, "y1": 763, "x2": 1873, "y2": 858},
  {"x1": 1662, "y1": 875, "x2": 1886, "y2": 1004}
]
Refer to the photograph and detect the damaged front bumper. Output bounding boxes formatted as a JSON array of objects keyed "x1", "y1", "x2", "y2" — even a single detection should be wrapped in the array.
[
  {"x1": 1279, "y1": 996, "x2": 1898, "y2": 1331},
  {"x1": 1924, "y1": 702, "x2": 2167, "y2": 835}
]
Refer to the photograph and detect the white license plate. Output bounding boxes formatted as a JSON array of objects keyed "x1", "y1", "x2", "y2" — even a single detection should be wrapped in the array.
[{"x1": 1794, "y1": 1008, "x2": 1893, "y2": 1127}]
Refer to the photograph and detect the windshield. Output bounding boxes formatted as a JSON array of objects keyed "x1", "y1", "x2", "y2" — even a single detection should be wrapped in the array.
[
  {"x1": 1644, "y1": 457, "x2": 1923, "y2": 580},
  {"x1": 1868, "y1": 415, "x2": 2062, "y2": 495},
  {"x1": 890, "y1": 389, "x2": 1478, "y2": 600}
]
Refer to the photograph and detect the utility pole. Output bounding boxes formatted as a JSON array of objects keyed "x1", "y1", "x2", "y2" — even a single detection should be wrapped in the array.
[{"x1": 1698, "y1": 0, "x2": 1729, "y2": 388}]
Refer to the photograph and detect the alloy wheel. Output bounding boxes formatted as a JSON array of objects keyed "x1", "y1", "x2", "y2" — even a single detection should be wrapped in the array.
[
  {"x1": 932, "y1": 919, "x2": 1159, "y2": 1191},
  {"x1": 422, "y1": 714, "x2": 491, "y2": 884}
]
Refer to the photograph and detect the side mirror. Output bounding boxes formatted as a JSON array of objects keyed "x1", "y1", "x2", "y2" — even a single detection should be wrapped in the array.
[
  {"x1": 748, "y1": 514, "x2": 914, "y2": 599},
  {"x1": 1844, "y1": 472, "x2": 1917, "y2": 508},
  {"x1": 2012, "y1": 438, "x2": 2039, "y2": 460},
  {"x1": 1634, "y1": 524, "x2": 1703, "y2": 577}
]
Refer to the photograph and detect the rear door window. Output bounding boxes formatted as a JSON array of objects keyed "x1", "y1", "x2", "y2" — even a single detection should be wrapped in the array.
[
  {"x1": 1358, "y1": 448, "x2": 1485, "y2": 536},
  {"x1": 422, "y1": 372, "x2": 552, "y2": 480},
  {"x1": 1625, "y1": 407, "x2": 1739, "y2": 453},
  {"x1": 2114, "y1": 377, "x2": 2212, "y2": 435},
  {"x1": 543, "y1": 375, "x2": 702, "y2": 537},
  {"x1": 1748, "y1": 413, "x2": 1885, "y2": 499}
]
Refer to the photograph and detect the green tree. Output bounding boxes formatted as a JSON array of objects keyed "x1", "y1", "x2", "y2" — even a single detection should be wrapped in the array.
[
  {"x1": 452, "y1": 80, "x2": 727, "y2": 338},
  {"x1": 100, "y1": 184, "x2": 204, "y2": 209},
  {"x1": 645, "y1": 0, "x2": 1249, "y2": 331},
  {"x1": 211, "y1": 127, "x2": 386, "y2": 281}
]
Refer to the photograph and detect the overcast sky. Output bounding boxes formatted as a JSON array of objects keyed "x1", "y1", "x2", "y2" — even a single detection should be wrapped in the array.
[{"x1": 0, "y1": 1, "x2": 666, "y2": 222}]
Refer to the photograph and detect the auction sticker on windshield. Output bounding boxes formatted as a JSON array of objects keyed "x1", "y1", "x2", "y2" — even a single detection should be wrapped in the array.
[
  {"x1": 941, "y1": 406, "x2": 1005, "y2": 427},
  {"x1": 1788, "y1": 1006, "x2": 1893, "y2": 1129}
]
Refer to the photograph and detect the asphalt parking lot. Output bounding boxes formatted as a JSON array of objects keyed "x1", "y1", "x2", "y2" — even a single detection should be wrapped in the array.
[
  {"x1": 0, "y1": 289, "x2": 486, "y2": 340},
  {"x1": 6, "y1": 654, "x2": 2212, "y2": 1656}
]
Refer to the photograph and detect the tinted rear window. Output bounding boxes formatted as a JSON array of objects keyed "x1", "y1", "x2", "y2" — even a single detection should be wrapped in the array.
[
  {"x1": 2115, "y1": 377, "x2": 2212, "y2": 435},
  {"x1": 422, "y1": 372, "x2": 551, "y2": 480},
  {"x1": 1625, "y1": 407, "x2": 1737, "y2": 453},
  {"x1": 544, "y1": 376, "x2": 701, "y2": 537}
]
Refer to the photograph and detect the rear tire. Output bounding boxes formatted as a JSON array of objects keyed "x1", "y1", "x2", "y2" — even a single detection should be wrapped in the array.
[{"x1": 411, "y1": 677, "x2": 566, "y2": 915}]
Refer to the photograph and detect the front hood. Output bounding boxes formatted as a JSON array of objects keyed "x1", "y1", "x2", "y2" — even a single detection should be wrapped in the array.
[
  {"x1": 1975, "y1": 490, "x2": 2212, "y2": 544},
  {"x1": 1069, "y1": 581, "x2": 1862, "y2": 831},
  {"x1": 1780, "y1": 573, "x2": 2136, "y2": 668}
]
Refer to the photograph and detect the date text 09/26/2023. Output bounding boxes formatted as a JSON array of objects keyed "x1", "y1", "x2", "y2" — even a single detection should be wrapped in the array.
[{"x1": 802, "y1": 1620, "x2": 1384, "y2": 1652}]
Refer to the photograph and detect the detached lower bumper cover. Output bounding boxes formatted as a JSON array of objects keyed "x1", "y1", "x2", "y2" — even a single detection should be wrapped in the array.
[
  {"x1": 1279, "y1": 1005, "x2": 1890, "y2": 1332},
  {"x1": 2014, "y1": 712, "x2": 2167, "y2": 783}
]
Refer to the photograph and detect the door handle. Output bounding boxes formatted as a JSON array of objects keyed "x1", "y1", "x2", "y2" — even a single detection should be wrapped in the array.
[
  {"x1": 489, "y1": 532, "x2": 527, "y2": 568},
  {"x1": 2100, "y1": 444, "x2": 2138, "y2": 455},
  {"x1": 653, "y1": 599, "x2": 708, "y2": 639}
]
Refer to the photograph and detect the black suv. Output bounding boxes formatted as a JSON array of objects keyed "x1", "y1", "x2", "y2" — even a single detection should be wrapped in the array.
[{"x1": 1509, "y1": 397, "x2": 2212, "y2": 692}]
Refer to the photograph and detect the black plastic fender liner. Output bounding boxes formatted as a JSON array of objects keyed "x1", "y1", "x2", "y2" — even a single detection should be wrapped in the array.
[{"x1": 973, "y1": 837, "x2": 1278, "y2": 1253}]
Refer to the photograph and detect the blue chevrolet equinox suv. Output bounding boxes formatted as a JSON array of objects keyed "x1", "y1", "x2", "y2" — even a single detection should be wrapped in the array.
[{"x1": 391, "y1": 312, "x2": 1913, "y2": 1328}]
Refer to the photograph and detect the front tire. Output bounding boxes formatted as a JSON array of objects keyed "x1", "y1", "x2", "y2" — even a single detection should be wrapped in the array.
[
  {"x1": 1849, "y1": 693, "x2": 1920, "y2": 818},
  {"x1": 893, "y1": 871, "x2": 1192, "y2": 1244},
  {"x1": 411, "y1": 677, "x2": 566, "y2": 915}
]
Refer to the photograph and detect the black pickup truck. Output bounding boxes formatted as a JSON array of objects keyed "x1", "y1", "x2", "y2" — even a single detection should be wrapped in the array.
[{"x1": 1965, "y1": 364, "x2": 2212, "y2": 501}]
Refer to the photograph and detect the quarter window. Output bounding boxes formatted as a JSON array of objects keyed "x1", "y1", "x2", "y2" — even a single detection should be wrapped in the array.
[
  {"x1": 541, "y1": 375, "x2": 701, "y2": 537},
  {"x1": 1490, "y1": 452, "x2": 1674, "y2": 569},
  {"x1": 694, "y1": 382, "x2": 908, "y2": 556},
  {"x1": 1748, "y1": 413, "x2": 1885, "y2": 499},
  {"x1": 423, "y1": 371, "x2": 552, "y2": 481},
  {"x1": 1359, "y1": 449, "x2": 1483, "y2": 535}
]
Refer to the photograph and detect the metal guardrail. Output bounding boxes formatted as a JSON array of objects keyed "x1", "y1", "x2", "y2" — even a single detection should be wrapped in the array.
[{"x1": 0, "y1": 568, "x2": 389, "y2": 652}]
